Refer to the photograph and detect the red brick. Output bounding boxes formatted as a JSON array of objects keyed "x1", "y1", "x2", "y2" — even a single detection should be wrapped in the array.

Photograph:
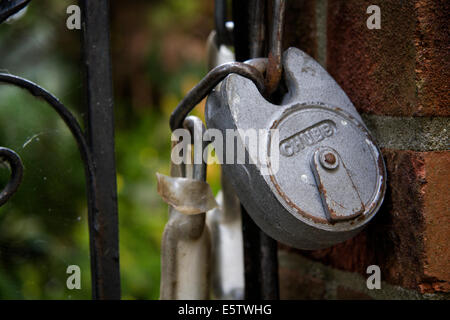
[
  {"x1": 280, "y1": 0, "x2": 449, "y2": 298},
  {"x1": 327, "y1": 0, "x2": 449, "y2": 116},
  {"x1": 421, "y1": 152, "x2": 450, "y2": 292},
  {"x1": 415, "y1": 0, "x2": 450, "y2": 116},
  {"x1": 297, "y1": 149, "x2": 450, "y2": 293}
]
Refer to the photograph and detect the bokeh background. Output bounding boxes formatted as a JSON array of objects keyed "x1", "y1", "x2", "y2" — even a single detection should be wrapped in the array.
[{"x1": 0, "y1": 0, "x2": 221, "y2": 299}]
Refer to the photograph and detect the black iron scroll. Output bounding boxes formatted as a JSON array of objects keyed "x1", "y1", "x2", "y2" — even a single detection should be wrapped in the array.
[{"x1": 0, "y1": 0, "x2": 120, "y2": 299}]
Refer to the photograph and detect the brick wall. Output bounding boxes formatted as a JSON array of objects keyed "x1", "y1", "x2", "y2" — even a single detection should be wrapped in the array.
[{"x1": 279, "y1": 0, "x2": 449, "y2": 299}]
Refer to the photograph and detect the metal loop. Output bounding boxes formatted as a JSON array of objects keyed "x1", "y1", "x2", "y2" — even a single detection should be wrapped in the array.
[
  {"x1": 0, "y1": 147, "x2": 23, "y2": 207},
  {"x1": 265, "y1": 0, "x2": 286, "y2": 95},
  {"x1": 169, "y1": 62, "x2": 265, "y2": 131},
  {"x1": 244, "y1": 57, "x2": 268, "y2": 75},
  {"x1": 0, "y1": 74, "x2": 96, "y2": 206}
]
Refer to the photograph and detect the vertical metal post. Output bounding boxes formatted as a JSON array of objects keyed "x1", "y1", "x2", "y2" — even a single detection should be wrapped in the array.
[
  {"x1": 79, "y1": 0, "x2": 121, "y2": 300},
  {"x1": 233, "y1": 0, "x2": 280, "y2": 300}
]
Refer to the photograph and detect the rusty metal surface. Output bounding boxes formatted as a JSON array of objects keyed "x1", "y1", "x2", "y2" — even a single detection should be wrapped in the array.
[
  {"x1": 267, "y1": 104, "x2": 383, "y2": 225},
  {"x1": 265, "y1": 0, "x2": 285, "y2": 95},
  {"x1": 311, "y1": 147, "x2": 365, "y2": 222}
]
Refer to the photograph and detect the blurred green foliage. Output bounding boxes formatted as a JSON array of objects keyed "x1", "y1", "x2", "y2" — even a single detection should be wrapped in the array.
[{"x1": 0, "y1": 0, "x2": 215, "y2": 299}]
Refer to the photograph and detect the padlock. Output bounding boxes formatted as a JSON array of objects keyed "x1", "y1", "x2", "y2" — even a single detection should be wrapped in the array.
[
  {"x1": 205, "y1": 47, "x2": 386, "y2": 250},
  {"x1": 159, "y1": 116, "x2": 213, "y2": 299}
]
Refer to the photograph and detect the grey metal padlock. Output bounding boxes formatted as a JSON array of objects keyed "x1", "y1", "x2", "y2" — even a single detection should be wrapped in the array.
[{"x1": 205, "y1": 47, "x2": 386, "y2": 250}]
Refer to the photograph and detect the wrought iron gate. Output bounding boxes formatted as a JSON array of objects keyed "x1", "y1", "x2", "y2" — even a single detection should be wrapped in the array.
[{"x1": 0, "y1": 0, "x2": 120, "y2": 299}]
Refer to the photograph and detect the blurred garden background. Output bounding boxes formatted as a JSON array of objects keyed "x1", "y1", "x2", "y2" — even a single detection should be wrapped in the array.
[{"x1": 0, "y1": 0, "x2": 221, "y2": 299}]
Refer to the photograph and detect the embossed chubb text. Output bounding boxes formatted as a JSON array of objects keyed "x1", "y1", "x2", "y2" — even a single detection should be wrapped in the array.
[{"x1": 279, "y1": 120, "x2": 336, "y2": 157}]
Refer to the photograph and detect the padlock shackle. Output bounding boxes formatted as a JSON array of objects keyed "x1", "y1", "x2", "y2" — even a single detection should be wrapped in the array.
[{"x1": 169, "y1": 62, "x2": 265, "y2": 131}]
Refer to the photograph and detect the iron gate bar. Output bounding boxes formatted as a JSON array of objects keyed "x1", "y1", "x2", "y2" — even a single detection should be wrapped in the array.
[
  {"x1": 79, "y1": 0, "x2": 121, "y2": 299},
  {"x1": 248, "y1": 0, "x2": 265, "y2": 59},
  {"x1": 0, "y1": 0, "x2": 120, "y2": 299},
  {"x1": 214, "y1": 0, "x2": 233, "y2": 46}
]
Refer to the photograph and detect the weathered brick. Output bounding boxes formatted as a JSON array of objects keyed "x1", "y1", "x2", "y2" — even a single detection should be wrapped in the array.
[
  {"x1": 278, "y1": 249, "x2": 449, "y2": 299},
  {"x1": 336, "y1": 286, "x2": 373, "y2": 300},
  {"x1": 296, "y1": 149, "x2": 450, "y2": 293},
  {"x1": 327, "y1": 0, "x2": 449, "y2": 116},
  {"x1": 421, "y1": 152, "x2": 450, "y2": 292},
  {"x1": 280, "y1": 0, "x2": 449, "y2": 298},
  {"x1": 415, "y1": 0, "x2": 450, "y2": 116},
  {"x1": 279, "y1": 268, "x2": 326, "y2": 300}
]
